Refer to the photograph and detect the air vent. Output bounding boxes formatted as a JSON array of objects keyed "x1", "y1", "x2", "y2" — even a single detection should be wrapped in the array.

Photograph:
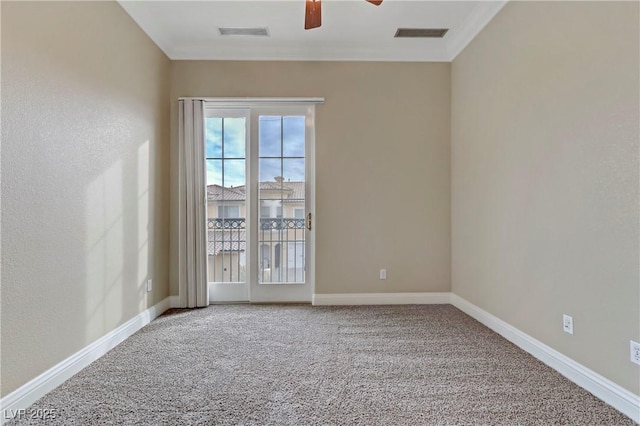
[
  {"x1": 394, "y1": 28, "x2": 448, "y2": 38},
  {"x1": 219, "y1": 27, "x2": 269, "y2": 36}
]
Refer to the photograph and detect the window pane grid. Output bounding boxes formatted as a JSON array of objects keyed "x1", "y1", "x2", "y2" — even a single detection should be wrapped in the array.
[
  {"x1": 258, "y1": 115, "x2": 306, "y2": 284},
  {"x1": 206, "y1": 116, "x2": 246, "y2": 284}
]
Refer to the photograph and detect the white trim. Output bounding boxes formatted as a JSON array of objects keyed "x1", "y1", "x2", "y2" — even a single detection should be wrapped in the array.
[
  {"x1": 0, "y1": 298, "x2": 171, "y2": 425},
  {"x1": 445, "y1": 0, "x2": 508, "y2": 60},
  {"x1": 209, "y1": 282, "x2": 250, "y2": 304},
  {"x1": 450, "y1": 294, "x2": 640, "y2": 423},
  {"x1": 203, "y1": 107, "x2": 251, "y2": 304},
  {"x1": 184, "y1": 97, "x2": 325, "y2": 105},
  {"x1": 169, "y1": 295, "x2": 182, "y2": 308},
  {"x1": 312, "y1": 292, "x2": 451, "y2": 306},
  {"x1": 248, "y1": 104, "x2": 316, "y2": 303},
  {"x1": 168, "y1": 45, "x2": 453, "y2": 63}
]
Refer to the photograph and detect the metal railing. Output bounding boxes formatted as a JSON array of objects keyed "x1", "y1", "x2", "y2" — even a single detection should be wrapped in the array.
[
  {"x1": 207, "y1": 218, "x2": 306, "y2": 284},
  {"x1": 208, "y1": 217, "x2": 307, "y2": 231}
]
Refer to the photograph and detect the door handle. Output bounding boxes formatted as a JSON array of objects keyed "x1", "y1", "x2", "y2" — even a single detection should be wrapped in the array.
[{"x1": 307, "y1": 212, "x2": 312, "y2": 231}]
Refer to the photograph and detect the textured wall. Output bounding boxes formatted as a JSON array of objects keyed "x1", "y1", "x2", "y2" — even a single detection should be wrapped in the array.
[
  {"x1": 451, "y1": 1, "x2": 639, "y2": 394},
  {"x1": 1, "y1": 1, "x2": 170, "y2": 397},
  {"x1": 170, "y1": 61, "x2": 451, "y2": 296}
]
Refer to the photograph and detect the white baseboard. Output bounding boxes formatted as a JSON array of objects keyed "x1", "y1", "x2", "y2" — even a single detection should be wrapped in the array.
[
  {"x1": 169, "y1": 295, "x2": 182, "y2": 308},
  {"x1": 0, "y1": 297, "x2": 171, "y2": 425},
  {"x1": 450, "y1": 293, "x2": 640, "y2": 423},
  {"x1": 3, "y1": 293, "x2": 635, "y2": 422},
  {"x1": 312, "y1": 292, "x2": 451, "y2": 306}
]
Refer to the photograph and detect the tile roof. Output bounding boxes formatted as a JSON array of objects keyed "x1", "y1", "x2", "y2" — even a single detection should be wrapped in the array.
[
  {"x1": 207, "y1": 185, "x2": 246, "y2": 201},
  {"x1": 208, "y1": 230, "x2": 246, "y2": 255},
  {"x1": 207, "y1": 182, "x2": 305, "y2": 202}
]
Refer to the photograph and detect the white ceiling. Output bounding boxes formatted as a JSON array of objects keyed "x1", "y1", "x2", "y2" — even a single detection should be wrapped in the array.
[{"x1": 118, "y1": 0, "x2": 507, "y2": 62}]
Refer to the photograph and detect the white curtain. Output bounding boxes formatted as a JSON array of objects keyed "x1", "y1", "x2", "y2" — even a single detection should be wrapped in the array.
[{"x1": 178, "y1": 100, "x2": 208, "y2": 307}]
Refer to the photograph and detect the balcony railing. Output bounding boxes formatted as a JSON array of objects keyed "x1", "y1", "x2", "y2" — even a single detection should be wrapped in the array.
[
  {"x1": 207, "y1": 217, "x2": 306, "y2": 284},
  {"x1": 207, "y1": 218, "x2": 305, "y2": 230},
  {"x1": 207, "y1": 218, "x2": 246, "y2": 230}
]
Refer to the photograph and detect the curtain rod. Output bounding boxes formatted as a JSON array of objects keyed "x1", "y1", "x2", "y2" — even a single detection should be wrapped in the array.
[{"x1": 179, "y1": 97, "x2": 325, "y2": 104}]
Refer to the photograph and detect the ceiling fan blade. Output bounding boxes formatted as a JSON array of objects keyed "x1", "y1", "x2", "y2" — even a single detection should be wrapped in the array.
[
  {"x1": 305, "y1": 0, "x2": 322, "y2": 30},
  {"x1": 365, "y1": 0, "x2": 383, "y2": 5}
]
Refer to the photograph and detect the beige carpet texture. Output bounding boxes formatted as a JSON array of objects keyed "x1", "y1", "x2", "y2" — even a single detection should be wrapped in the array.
[{"x1": 7, "y1": 304, "x2": 635, "y2": 425}]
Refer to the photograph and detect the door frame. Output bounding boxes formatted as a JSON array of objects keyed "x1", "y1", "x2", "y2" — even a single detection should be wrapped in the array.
[
  {"x1": 204, "y1": 107, "x2": 251, "y2": 303},
  {"x1": 196, "y1": 98, "x2": 323, "y2": 304},
  {"x1": 248, "y1": 105, "x2": 316, "y2": 303}
]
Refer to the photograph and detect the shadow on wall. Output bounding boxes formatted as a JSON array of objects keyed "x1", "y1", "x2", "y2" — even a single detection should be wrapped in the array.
[
  {"x1": 1, "y1": 0, "x2": 170, "y2": 398},
  {"x1": 83, "y1": 140, "x2": 155, "y2": 343}
]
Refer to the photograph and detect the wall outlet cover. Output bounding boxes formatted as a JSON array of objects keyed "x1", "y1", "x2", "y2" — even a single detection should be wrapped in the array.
[
  {"x1": 563, "y1": 314, "x2": 573, "y2": 335},
  {"x1": 631, "y1": 340, "x2": 640, "y2": 365}
]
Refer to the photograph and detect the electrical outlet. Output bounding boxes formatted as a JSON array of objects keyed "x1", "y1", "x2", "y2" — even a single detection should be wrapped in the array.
[
  {"x1": 379, "y1": 269, "x2": 387, "y2": 280},
  {"x1": 563, "y1": 314, "x2": 573, "y2": 335},
  {"x1": 146, "y1": 279, "x2": 152, "y2": 292},
  {"x1": 630, "y1": 340, "x2": 640, "y2": 365}
]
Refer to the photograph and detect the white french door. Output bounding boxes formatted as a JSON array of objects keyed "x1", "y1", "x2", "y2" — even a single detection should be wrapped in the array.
[{"x1": 205, "y1": 103, "x2": 316, "y2": 303}]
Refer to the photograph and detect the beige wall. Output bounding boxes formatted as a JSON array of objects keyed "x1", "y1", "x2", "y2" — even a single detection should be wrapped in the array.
[
  {"x1": 451, "y1": 1, "x2": 639, "y2": 394},
  {"x1": 170, "y1": 61, "x2": 451, "y2": 295},
  {"x1": 0, "y1": 1, "x2": 171, "y2": 397},
  {"x1": 5, "y1": 0, "x2": 634, "y2": 406}
]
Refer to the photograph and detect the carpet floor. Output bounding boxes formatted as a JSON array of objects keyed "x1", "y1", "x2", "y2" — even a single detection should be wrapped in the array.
[{"x1": 8, "y1": 304, "x2": 635, "y2": 425}]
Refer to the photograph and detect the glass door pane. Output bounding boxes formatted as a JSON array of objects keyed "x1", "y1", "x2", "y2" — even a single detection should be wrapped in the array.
[
  {"x1": 258, "y1": 115, "x2": 306, "y2": 284},
  {"x1": 205, "y1": 114, "x2": 247, "y2": 288}
]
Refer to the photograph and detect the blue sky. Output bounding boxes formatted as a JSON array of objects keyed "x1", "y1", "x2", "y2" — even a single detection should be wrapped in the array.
[{"x1": 206, "y1": 116, "x2": 305, "y2": 187}]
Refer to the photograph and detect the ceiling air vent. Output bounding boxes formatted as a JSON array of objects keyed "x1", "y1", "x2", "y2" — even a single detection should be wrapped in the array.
[
  {"x1": 394, "y1": 28, "x2": 448, "y2": 38},
  {"x1": 218, "y1": 27, "x2": 269, "y2": 36}
]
